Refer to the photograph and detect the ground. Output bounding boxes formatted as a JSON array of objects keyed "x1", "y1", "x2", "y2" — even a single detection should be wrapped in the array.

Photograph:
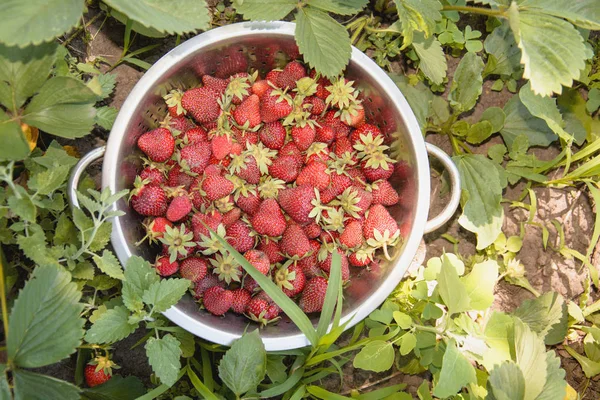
[{"x1": 51, "y1": 8, "x2": 600, "y2": 399}]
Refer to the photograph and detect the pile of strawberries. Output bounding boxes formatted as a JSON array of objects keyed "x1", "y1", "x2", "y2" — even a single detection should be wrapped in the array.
[{"x1": 129, "y1": 59, "x2": 406, "y2": 325}]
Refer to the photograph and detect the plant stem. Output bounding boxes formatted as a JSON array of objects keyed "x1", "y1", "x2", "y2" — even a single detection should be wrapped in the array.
[
  {"x1": 442, "y1": 5, "x2": 507, "y2": 18},
  {"x1": 340, "y1": 370, "x2": 403, "y2": 396},
  {"x1": 62, "y1": 12, "x2": 104, "y2": 47},
  {"x1": 0, "y1": 253, "x2": 10, "y2": 340},
  {"x1": 412, "y1": 324, "x2": 440, "y2": 334}
]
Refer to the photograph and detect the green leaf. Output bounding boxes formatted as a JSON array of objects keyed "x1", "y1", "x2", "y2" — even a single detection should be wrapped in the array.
[
  {"x1": 234, "y1": 0, "x2": 297, "y2": 21},
  {"x1": 564, "y1": 346, "x2": 600, "y2": 378},
  {"x1": 33, "y1": 141, "x2": 78, "y2": 168},
  {"x1": 393, "y1": 311, "x2": 412, "y2": 329},
  {"x1": 218, "y1": 330, "x2": 267, "y2": 396},
  {"x1": 317, "y1": 250, "x2": 341, "y2": 337},
  {"x1": 393, "y1": 0, "x2": 442, "y2": 47},
  {"x1": 81, "y1": 375, "x2": 146, "y2": 400},
  {"x1": 0, "y1": 0, "x2": 84, "y2": 48},
  {"x1": 462, "y1": 259, "x2": 499, "y2": 310},
  {"x1": 433, "y1": 339, "x2": 477, "y2": 398},
  {"x1": 0, "y1": 42, "x2": 57, "y2": 111},
  {"x1": 103, "y1": 0, "x2": 210, "y2": 34},
  {"x1": 500, "y1": 95, "x2": 557, "y2": 148},
  {"x1": 399, "y1": 333, "x2": 416, "y2": 356},
  {"x1": 7, "y1": 193, "x2": 36, "y2": 222},
  {"x1": 487, "y1": 361, "x2": 525, "y2": 400},
  {"x1": 412, "y1": 32, "x2": 447, "y2": 85},
  {"x1": 307, "y1": 386, "x2": 352, "y2": 400},
  {"x1": 437, "y1": 254, "x2": 471, "y2": 315},
  {"x1": 23, "y1": 76, "x2": 97, "y2": 138},
  {"x1": 13, "y1": 369, "x2": 80, "y2": 400},
  {"x1": 510, "y1": 10, "x2": 588, "y2": 96},
  {"x1": 89, "y1": 222, "x2": 112, "y2": 252},
  {"x1": 514, "y1": 318, "x2": 547, "y2": 400},
  {"x1": 8, "y1": 264, "x2": 84, "y2": 368},
  {"x1": 266, "y1": 356, "x2": 288, "y2": 384},
  {"x1": 536, "y1": 350, "x2": 567, "y2": 400},
  {"x1": 146, "y1": 334, "x2": 182, "y2": 387},
  {"x1": 518, "y1": 0, "x2": 600, "y2": 30},
  {"x1": 519, "y1": 82, "x2": 572, "y2": 143},
  {"x1": 390, "y1": 75, "x2": 434, "y2": 130},
  {"x1": 306, "y1": 0, "x2": 368, "y2": 15},
  {"x1": 142, "y1": 278, "x2": 190, "y2": 313},
  {"x1": 481, "y1": 107, "x2": 505, "y2": 134},
  {"x1": 72, "y1": 261, "x2": 95, "y2": 280},
  {"x1": 28, "y1": 164, "x2": 70, "y2": 195},
  {"x1": 122, "y1": 255, "x2": 160, "y2": 312},
  {"x1": 95, "y1": 106, "x2": 118, "y2": 130},
  {"x1": 353, "y1": 340, "x2": 394, "y2": 372},
  {"x1": 587, "y1": 88, "x2": 600, "y2": 114},
  {"x1": 453, "y1": 154, "x2": 504, "y2": 250},
  {"x1": 448, "y1": 52, "x2": 484, "y2": 112},
  {"x1": 97, "y1": 73, "x2": 117, "y2": 99},
  {"x1": 513, "y1": 291, "x2": 567, "y2": 345},
  {"x1": 92, "y1": 250, "x2": 125, "y2": 280},
  {"x1": 482, "y1": 312, "x2": 514, "y2": 370},
  {"x1": 0, "y1": 365, "x2": 9, "y2": 399},
  {"x1": 466, "y1": 121, "x2": 493, "y2": 144},
  {"x1": 16, "y1": 225, "x2": 62, "y2": 267},
  {"x1": 295, "y1": 7, "x2": 351, "y2": 78},
  {"x1": 483, "y1": 22, "x2": 521, "y2": 77},
  {"x1": 0, "y1": 108, "x2": 30, "y2": 161},
  {"x1": 85, "y1": 305, "x2": 138, "y2": 344}
]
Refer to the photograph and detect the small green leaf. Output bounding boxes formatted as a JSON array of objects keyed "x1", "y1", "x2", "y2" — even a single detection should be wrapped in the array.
[
  {"x1": 16, "y1": 224, "x2": 61, "y2": 267},
  {"x1": 234, "y1": 0, "x2": 297, "y2": 21},
  {"x1": 437, "y1": 254, "x2": 471, "y2": 315},
  {"x1": 306, "y1": 0, "x2": 368, "y2": 15},
  {"x1": 393, "y1": 0, "x2": 442, "y2": 47},
  {"x1": 480, "y1": 107, "x2": 505, "y2": 133},
  {"x1": 7, "y1": 193, "x2": 36, "y2": 222},
  {"x1": 0, "y1": 365, "x2": 9, "y2": 399},
  {"x1": 514, "y1": 318, "x2": 547, "y2": 400},
  {"x1": 0, "y1": 0, "x2": 84, "y2": 48},
  {"x1": 81, "y1": 375, "x2": 146, "y2": 400},
  {"x1": 295, "y1": 7, "x2": 351, "y2": 78},
  {"x1": 8, "y1": 265, "x2": 84, "y2": 368},
  {"x1": 462, "y1": 259, "x2": 499, "y2": 310},
  {"x1": 95, "y1": 106, "x2": 118, "y2": 130},
  {"x1": 0, "y1": 109, "x2": 30, "y2": 161},
  {"x1": 393, "y1": 311, "x2": 412, "y2": 329},
  {"x1": 266, "y1": 356, "x2": 288, "y2": 384},
  {"x1": 538, "y1": 349, "x2": 567, "y2": 400},
  {"x1": 142, "y1": 278, "x2": 190, "y2": 313},
  {"x1": 483, "y1": 22, "x2": 521, "y2": 77},
  {"x1": 33, "y1": 141, "x2": 78, "y2": 168},
  {"x1": 513, "y1": 291, "x2": 567, "y2": 345},
  {"x1": 500, "y1": 95, "x2": 557, "y2": 148},
  {"x1": 433, "y1": 339, "x2": 477, "y2": 398},
  {"x1": 92, "y1": 250, "x2": 125, "y2": 280},
  {"x1": 97, "y1": 73, "x2": 117, "y2": 99},
  {"x1": 412, "y1": 32, "x2": 447, "y2": 85},
  {"x1": 587, "y1": 88, "x2": 600, "y2": 114},
  {"x1": 89, "y1": 222, "x2": 112, "y2": 252},
  {"x1": 466, "y1": 121, "x2": 493, "y2": 144},
  {"x1": 146, "y1": 334, "x2": 182, "y2": 387},
  {"x1": 13, "y1": 369, "x2": 80, "y2": 400},
  {"x1": 122, "y1": 255, "x2": 160, "y2": 312},
  {"x1": 519, "y1": 82, "x2": 572, "y2": 142},
  {"x1": 565, "y1": 346, "x2": 600, "y2": 378},
  {"x1": 353, "y1": 340, "x2": 395, "y2": 372},
  {"x1": 72, "y1": 261, "x2": 95, "y2": 280},
  {"x1": 218, "y1": 330, "x2": 267, "y2": 396},
  {"x1": 85, "y1": 305, "x2": 138, "y2": 344},
  {"x1": 28, "y1": 164, "x2": 71, "y2": 196},
  {"x1": 487, "y1": 361, "x2": 525, "y2": 400},
  {"x1": 448, "y1": 52, "x2": 484, "y2": 112},
  {"x1": 400, "y1": 333, "x2": 416, "y2": 356}
]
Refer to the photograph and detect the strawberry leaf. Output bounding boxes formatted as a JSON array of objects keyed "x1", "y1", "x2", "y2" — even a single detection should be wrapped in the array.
[
  {"x1": 0, "y1": 109, "x2": 30, "y2": 161},
  {"x1": 500, "y1": 95, "x2": 557, "y2": 148},
  {"x1": 448, "y1": 52, "x2": 484, "y2": 112},
  {"x1": 392, "y1": 0, "x2": 442, "y2": 47},
  {"x1": 233, "y1": 0, "x2": 298, "y2": 21},
  {"x1": 306, "y1": 0, "x2": 368, "y2": 16},
  {"x1": 432, "y1": 339, "x2": 477, "y2": 398},
  {"x1": 353, "y1": 340, "x2": 395, "y2": 372},
  {"x1": 13, "y1": 369, "x2": 80, "y2": 400},
  {"x1": 513, "y1": 291, "x2": 567, "y2": 345},
  {"x1": 518, "y1": 0, "x2": 600, "y2": 30},
  {"x1": 412, "y1": 32, "x2": 447, "y2": 85},
  {"x1": 487, "y1": 361, "x2": 526, "y2": 400}
]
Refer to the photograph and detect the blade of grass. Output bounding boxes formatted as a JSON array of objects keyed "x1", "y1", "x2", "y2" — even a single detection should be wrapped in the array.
[
  {"x1": 208, "y1": 228, "x2": 319, "y2": 346},
  {"x1": 356, "y1": 384, "x2": 407, "y2": 399},
  {"x1": 126, "y1": 43, "x2": 161, "y2": 58},
  {"x1": 307, "y1": 385, "x2": 353, "y2": 399},
  {"x1": 317, "y1": 251, "x2": 341, "y2": 338},
  {"x1": 259, "y1": 367, "x2": 305, "y2": 398},
  {"x1": 135, "y1": 367, "x2": 186, "y2": 400},
  {"x1": 289, "y1": 385, "x2": 306, "y2": 400},
  {"x1": 201, "y1": 347, "x2": 214, "y2": 392},
  {"x1": 123, "y1": 57, "x2": 153, "y2": 70},
  {"x1": 187, "y1": 365, "x2": 219, "y2": 400},
  {"x1": 586, "y1": 182, "x2": 600, "y2": 260}
]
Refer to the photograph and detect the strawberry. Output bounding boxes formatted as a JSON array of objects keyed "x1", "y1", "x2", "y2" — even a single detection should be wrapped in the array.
[
  {"x1": 244, "y1": 249, "x2": 270, "y2": 275},
  {"x1": 260, "y1": 88, "x2": 293, "y2": 123},
  {"x1": 236, "y1": 192, "x2": 261, "y2": 215},
  {"x1": 279, "y1": 142, "x2": 304, "y2": 165},
  {"x1": 232, "y1": 94, "x2": 261, "y2": 128},
  {"x1": 299, "y1": 276, "x2": 328, "y2": 313},
  {"x1": 251, "y1": 199, "x2": 287, "y2": 237},
  {"x1": 347, "y1": 167, "x2": 367, "y2": 186},
  {"x1": 137, "y1": 217, "x2": 172, "y2": 245},
  {"x1": 166, "y1": 193, "x2": 192, "y2": 222},
  {"x1": 266, "y1": 70, "x2": 281, "y2": 84},
  {"x1": 226, "y1": 220, "x2": 254, "y2": 253},
  {"x1": 321, "y1": 172, "x2": 353, "y2": 204},
  {"x1": 155, "y1": 256, "x2": 179, "y2": 276},
  {"x1": 324, "y1": 111, "x2": 351, "y2": 138},
  {"x1": 179, "y1": 142, "x2": 212, "y2": 174},
  {"x1": 223, "y1": 207, "x2": 242, "y2": 226},
  {"x1": 180, "y1": 257, "x2": 208, "y2": 282},
  {"x1": 214, "y1": 48, "x2": 248, "y2": 79},
  {"x1": 245, "y1": 297, "x2": 279, "y2": 325},
  {"x1": 84, "y1": 364, "x2": 112, "y2": 387},
  {"x1": 349, "y1": 123, "x2": 382, "y2": 145},
  {"x1": 339, "y1": 220, "x2": 363, "y2": 249},
  {"x1": 347, "y1": 105, "x2": 365, "y2": 127},
  {"x1": 304, "y1": 96, "x2": 326, "y2": 115},
  {"x1": 278, "y1": 184, "x2": 316, "y2": 224},
  {"x1": 370, "y1": 180, "x2": 399, "y2": 206},
  {"x1": 252, "y1": 80, "x2": 270, "y2": 98},
  {"x1": 181, "y1": 87, "x2": 221, "y2": 124},
  {"x1": 131, "y1": 185, "x2": 168, "y2": 216},
  {"x1": 339, "y1": 186, "x2": 372, "y2": 216},
  {"x1": 361, "y1": 160, "x2": 394, "y2": 182},
  {"x1": 233, "y1": 155, "x2": 261, "y2": 184},
  {"x1": 231, "y1": 288, "x2": 252, "y2": 314},
  {"x1": 191, "y1": 211, "x2": 222, "y2": 241},
  {"x1": 204, "y1": 164, "x2": 225, "y2": 176},
  {"x1": 257, "y1": 240, "x2": 285, "y2": 264},
  {"x1": 137, "y1": 128, "x2": 175, "y2": 162},
  {"x1": 234, "y1": 130, "x2": 260, "y2": 150},
  {"x1": 202, "y1": 175, "x2": 234, "y2": 201},
  {"x1": 211, "y1": 135, "x2": 233, "y2": 160},
  {"x1": 184, "y1": 127, "x2": 209, "y2": 143},
  {"x1": 291, "y1": 124, "x2": 316, "y2": 151},
  {"x1": 315, "y1": 125, "x2": 335, "y2": 144},
  {"x1": 348, "y1": 246, "x2": 374, "y2": 267},
  {"x1": 265, "y1": 304, "x2": 281, "y2": 320},
  {"x1": 363, "y1": 204, "x2": 400, "y2": 259},
  {"x1": 139, "y1": 166, "x2": 165, "y2": 186},
  {"x1": 280, "y1": 224, "x2": 311, "y2": 258},
  {"x1": 193, "y1": 274, "x2": 225, "y2": 299},
  {"x1": 243, "y1": 275, "x2": 260, "y2": 293},
  {"x1": 296, "y1": 162, "x2": 330, "y2": 191},
  {"x1": 276, "y1": 61, "x2": 306, "y2": 89},
  {"x1": 305, "y1": 143, "x2": 330, "y2": 164},
  {"x1": 319, "y1": 249, "x2": 350, "y2": 281},
  {"x1": 274, "y1": 263, "x2": 306, "y2": 297},
  {"x1": 166, "y1": 165, "x2": 195, "y2": 189},
  {"x1": 333, "y1": 136, "x2": 354, "y2": 158},
  {"x1": 303, "y1": 222, "x2": 322, "y2": 239},
  {"x1": 259, "y1": 121, "x2": 286, "y2": 150},
  {"x1": 297, "y1": 240, "x2": 322, "y2": 278},
  {"x1": 204, "y1": 286, "x2": 234, "y2": 316},
  {"x1": 202, "y1": 75, "x2": 228, "y2": 94},
  {"x1": 163, "y1": 114, "x2": 195, "y2": 133},
  {"x1": 269, "y1": 155, "x2": 301, "y2": 183},
  {"x1": 160, "y1": 224, "x2": 196, "y2": 262}
]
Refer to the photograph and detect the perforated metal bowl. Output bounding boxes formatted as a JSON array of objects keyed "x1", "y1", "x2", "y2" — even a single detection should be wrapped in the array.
[{"x1": 68, "y1": 21, "x2": 460, "y2": 351}]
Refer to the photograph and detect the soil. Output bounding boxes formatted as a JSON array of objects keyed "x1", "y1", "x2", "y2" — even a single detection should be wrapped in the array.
[{"x1": 44, "y1": 8, "x2": 600, "y2": 399}]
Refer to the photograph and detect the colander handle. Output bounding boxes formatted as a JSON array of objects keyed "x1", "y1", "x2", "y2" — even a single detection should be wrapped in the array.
[
  {"x1": 67, "y1": 146, "x2": 106, "y2": 210},
  {"x1": 424, "y1": 143, "x2": 461, "y2": 234}
]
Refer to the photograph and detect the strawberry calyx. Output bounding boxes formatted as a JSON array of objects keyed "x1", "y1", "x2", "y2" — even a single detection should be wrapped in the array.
[
  {"x1": 89, "y1": 355, "x2": 119, "y2": 376},
  {"x1": 198, "y1": 224, "x2": 228, "y2": 255},
  {"x1": 331, "y1": 187, "x2": 362, "y2": 219},
  {"x1": 164, "y1": 89, "x2": 185, "y2": 116},
  {"x1": 210, "y1": 252, "x2": 242, "y2": 284},
  {"x1": 129, "y1": 176, "x2": 151, "y2": 200},
  {"x1": 325, "y1": 77, "x2": 358, "y2": 110},
  {"x1": 159, "y1": 224, "x2": 195, "y2": 262},
  {"x1": 274, "y1": 261, "x2": 297, "y2": 290},
  {"x1": 353, "y1": 132, "x2": 388, "y2": 160},
  {"x1": 366, "y1": 228, "x2": 400, "y2": 261},
  {"x1": 321, "y1": 207, "x2": 346, "y2": 233},
  {"x1": 257, "y1": 176, "x2": 286, "y2": 199},
  {"x1": 245, "y1": 142, "x2": 277, "y2": 175}
]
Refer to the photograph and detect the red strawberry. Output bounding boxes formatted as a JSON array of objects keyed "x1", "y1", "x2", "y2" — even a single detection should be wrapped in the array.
[
  {"x1": 236, "y1": 192, "x2": 261, "y2": 215},
  {"x1": 164, "y1": 114, "x2": 195, "y2": 133},
  {"x1": 361, "y1": 161, "x2": 394, "y2": 182},
  {"x1": 266, "y1": 70, "x2": 281, "y2": 84},
  {"x1": 223, "y1": 207, "x2": 242, "y2": 227},
  {"x1": 226, "y1": 220, "x2": 254, "y2": 253},
  {"x1": 305, "y1": 145, "x2": 330, "y2": 164},
  {"x1": 257, "y1": 240, "x2": 285, "y2": 264},
  {"x1": 179, "y1": 142, "x2": 212, "y2": 174},
  {"x1": 349, "y1": 123, "x2": 383, "y2": 145},
  {"x1": 231, "y1": 288, "x2": 252, "y2": 314},
  {"x1": 324, "y1": 111, "x2": 351, "y2": 138},
  {"x1": 131, "y1": 186, "x2": 168, "y2": 216},
  {"x1": 347, "y1": 105, "x2": 365, "y2": 127},
  {"x1": 184, "y1": 127, "x2": 209, "y2": 143},
  {"x1": 303, "y1": 222, "x2": 322, "y2": 239},
  {"x1": 214, "y1": 48, "x2": 248, "y2": 79},
  {"x1": 348, "y1": 248, "x2": 373, "y2": 267},
  {"x1": 321, "y1": 172, "x2": 353, "y2": 204},
  {"x1": 319, "y1": 249, "x2": 350, "y2": 281},
  {"x1": 244, "y1": 249, "x2": 270, "y2": 275},
  {"x1": 259, "y1": 121, "x2": 286, "y2": 150},
  {"x1": 280, "y1": 224, "x2": 311, "y2": 258},
  {"x1": 260, "y1": 88, "x2": 293, "y2": 123},
  {"x1": 139, "y1": 217, "x2": 172, "y2": 244},
  {"x1": 232, "y1": 94, "x2": 261, "y2": 128},
  {"x1": 297, "y1": 240, "x2": 322, "y2": 278},
  {"x1": 211, "y1": 135, "x2": 233, "y2": 160},
  {"x1": 84, "y1": 364, "x2": 111, "y2": 387},
  {"x1": 137, "y1": 128, "x2": 175, "y2": 162},
  {"x1": 246, "y1": 297, "x2": 279, "y2": 325},
  {"x1": 202, "y1": 175, "x2": 234, "y2": 201},
  {"x1": 235, "y1": 130, "x2": 260, "y2": 150},
  {"x1": 363, "y1": 204, "x2": 399, "y2": 240},
  {"x1": 316, "y1": 125, "x2": 335, "y2": 144},
  {"x1": 166, "y1": 193, "x2": 192, "y2": 222},
  {"x1": 243, "y1": 275, "x2": 260, "y2": 293},
  {"x1": 204, "y1": 287, "x2": 234, "y2": 316},
  {"x1": 296, "y1": 162, "x2": 330, "y2": 191},
  {"x1": 291, "y1": 124, "x2": 316, "y2": 151},
  {"x1": 269, "y1": 155, "x2": 301, "y2": 183},
  {"x1": 265, "y1": 304, "x2": 281, "y2": 320},
  {"x1": 234, "y1": 155, "x2": 261, "y2": 184},
  {"x1": 276, "y1": 61, "x2": 306, "y2": 89},
  {"x1": 166, "y1": 165, "x2": 195, "y2": 189},
  {"x1": 191, "y1": 211, "x2": 222, "y2": 241},
  {"x1": 155, "y1": 256, "x2": 179, "y2": 276},
  {"x1": 202, "y1": 75, "x2": 228, "y2": 94},
  {"x1": 140, "y1": 167, "x2": 165, "y2": 186},
  {"x1": 371, "y1": 180, "x2": 399, "y2": 206},
  {"x1": 250, "y1": 199, "x2": 287, "y2": 237},
  {"x1": 193, "y1": 274, "x2": 225, "y2": 299},
  {"x1": 339, "y1": 220, "x2": 363, "y2": 249},
  {"x1": 349, "y1": 186, "x2": 373, "y2": 215},
  {"x1": 274, "y1": 263, "x2": 306, "y2": 297},
  {"x1": 304, "y1": 96, "x2": 326, "y2": 115},
  {"x1": 347, "y1": 167, "x2": 367, "y2": 186},
  {"x1": 278, "y1": 184, "x2": 316, "y2": 224},
  {"x1": 252, "y1": 80, "x2": 270, "y2": 97},
  {"x1": 333, "y1": 136, "x2": 354, "y2": 158},
  {"x1": 180, "y1": 257, "x2": 208, "y2": 282},
  {"x1": 299, "y1": 276, "x2": 328, "y2": 313},
  {"x1": 181, "y1": 87, "x2": 221, "y2": 124},
  {"x1": 204, "y1": 164, "x2": 225, "y2": 176},
  {"x1": 279, "y1": 142, "x2": 304, "y2": 165}
]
